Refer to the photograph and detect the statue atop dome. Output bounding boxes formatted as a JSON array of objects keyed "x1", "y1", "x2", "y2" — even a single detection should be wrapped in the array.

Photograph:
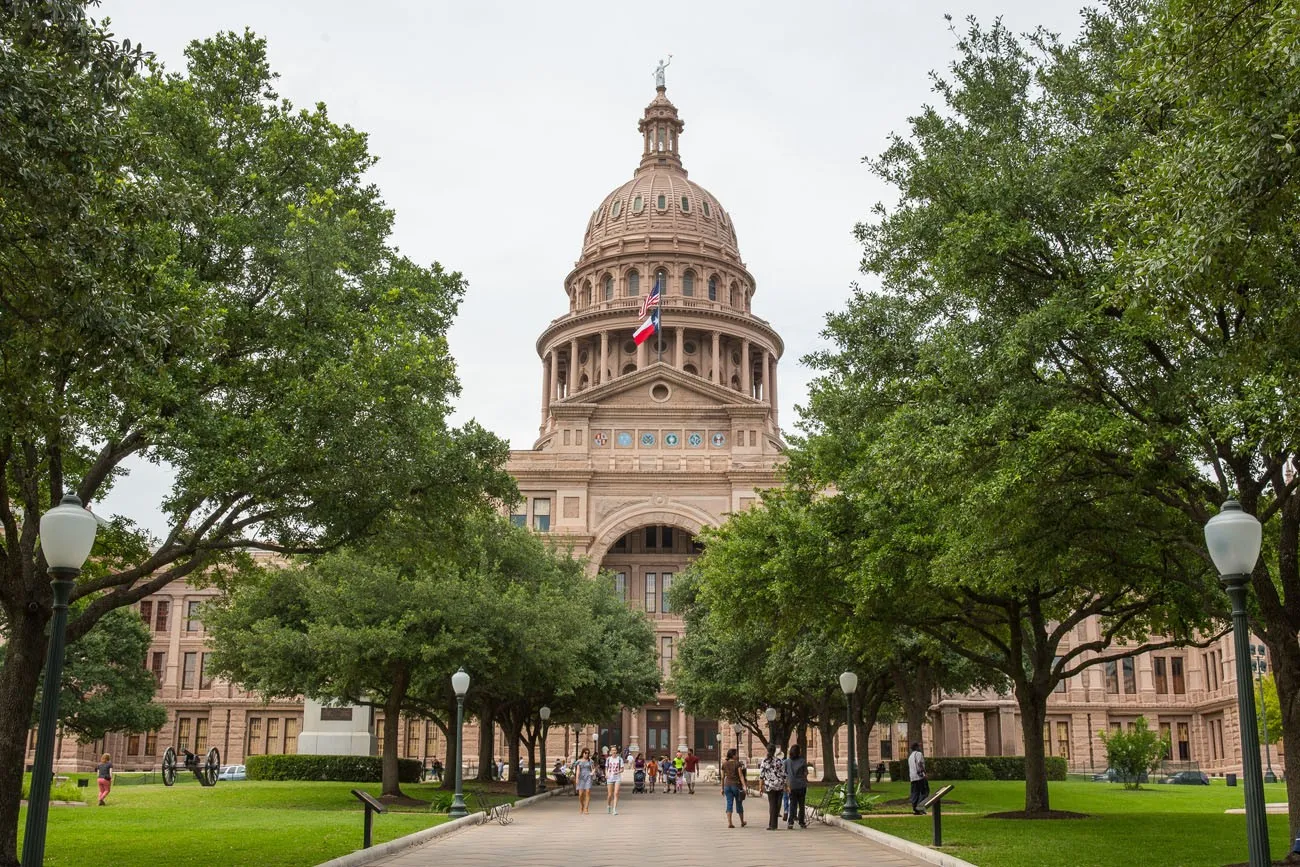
[{"x1": 654, "y1": 55, "x2": 672, "y2": 89}]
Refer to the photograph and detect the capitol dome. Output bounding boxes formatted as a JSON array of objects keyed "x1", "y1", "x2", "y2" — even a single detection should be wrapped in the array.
[{"x1": 578, "y1": 87, "x2": 741, "y2": 262}]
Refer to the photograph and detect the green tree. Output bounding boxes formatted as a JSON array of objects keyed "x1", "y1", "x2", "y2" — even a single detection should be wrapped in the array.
[
  {"x1": 1098, "y1": 717, "x2": 1169, "y2": 789},
  {"x1": 797, "y1": 8, "x2": 1221, "y2": 814},
  {"x1": 0, "y1": 14, "x2": 500, "y2": 852},
  {"x1": 1255, "y1": 674, "x2": 1282, "y2": 747}
]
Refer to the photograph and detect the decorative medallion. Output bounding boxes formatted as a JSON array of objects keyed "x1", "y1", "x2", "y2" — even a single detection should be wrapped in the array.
[
  {"x1": 665, "y1": 433, "x2": 680, "y2": 447},
  {"x1": 711, "y1": 432, "x2": 727, "y2": 447},
  {"x1": 617, "y1": 431, "x2": 633, "y2": 448},
  {"x1": 593, "y1": 432, "x2": 608, "y2": 447},
  {"x1": 640, "y1": 432, "x2": 656, "y2": 447},
  {"x1": 688, "y1": 432, "x2": 703, "y2": 448}
]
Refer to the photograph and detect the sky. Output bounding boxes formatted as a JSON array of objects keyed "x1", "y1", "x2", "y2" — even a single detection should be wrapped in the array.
[{"x1": 93, "y1": 0, "x2": 1087, "y2": 539}]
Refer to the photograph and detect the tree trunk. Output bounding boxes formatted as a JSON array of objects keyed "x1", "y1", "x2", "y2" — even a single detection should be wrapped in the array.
[
  {"x1": 441, "y1": 695, "x2": 459, "y2": 791},
  {"x1": 859, "y1": 684, "x2": 887, "y2": 791},
  {"x1": 856, "y1": 718, "x2": 870, "y2": 790},
  {"x1": 476, "y1": 706, "x2": 495, "y2": 782},
  {"x1": 0, "y1": 615, "x2": 48, "y2": 867},
  {"x1": 1017, "y1": 688, "x2": 1050, "y2": 813},
  {"x1": 817, "y1": 719, "x2": 840, "y2": 784},
  {"x1": 380, "y1": 684, "x2": 405, "y2": 799},
  {"x1": 1269, "y1": 636, "x2": 1300, "y2": 842},
  {"x1": 506, "y1": 718, "x2": 522, "y2": 781}
]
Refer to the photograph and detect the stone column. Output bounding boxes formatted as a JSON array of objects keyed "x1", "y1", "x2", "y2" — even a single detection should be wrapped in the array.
[
  {"x1": 636, "y1": 335, "x2": 647, "y2": 370},
  {"x1": 675, "y1": 326, "x2": 685, "y2": 370},
  {"x1": 711, "y1": 331, "x2": 720, "y2": 383},
  {"x1": 629, "y1": 707, "x2": 640, "y2": 755},
  {"x1": 678, "y1": 708, "x2": 689, "y2": 751},
  {"x1": 759, "y1": 347, "x2": 769, "y2": 402},
  {"x1": 741, "y1": 338, "x2": 751, "y2": 396},
  {"x1": 549, "y1": 348, "x2": 559, "y2": 401},
  {"x1": 769, "y1": 354, "x2": 778, "y2": 428},
  {"x1": 600, "y1": 331, "x2": 609, "y2": 384},
  {"x1": 540, "y1": 356, "x2": 551, "y2": 423},
  {"x1": 568, "y1": 337, "x2": 579, "y2": 394}
]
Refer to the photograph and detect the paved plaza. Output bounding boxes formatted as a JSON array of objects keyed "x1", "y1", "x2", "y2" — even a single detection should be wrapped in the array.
[{"x1": 368, "y1": 789, "x2": 935, "y2": 867}]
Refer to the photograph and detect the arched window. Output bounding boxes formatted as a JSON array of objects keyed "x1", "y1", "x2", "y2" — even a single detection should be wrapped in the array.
[
  {"x1": 583, "y1": 280, "x2": 592, "y2": 307},
  {"x1": 655, "y1": 269, "x2": 667, "y2": 295},
  {"x1": 611, "y1": 200, "x2": 622, "y2": 218},
  {"x1": 730, "y1": 282, "x2": 740, "y2": 308},
  {"x1": 603, "y1": 275, "x2": 614, "y2": 300},
  {"x1": 627, "y1": 270, "x2": 640, "y2": 296},
  {"x1": 657, "y1": 193, "x2": 666, "y2": 211},
  {"x1": 683, "y1": 363, "x2": 698, "y2": 376},
  {"x1": 681, "y1": 196, "x2": 690, "y2": 213},
  {"x1": 632, "y1": 195, "x2": 644, "y2": 214},
  {"x1": 578, "y1": 374, "x2": 589, "y2": 391},
  {"x1": 708, "y1": 276, "x2": 718, "y2": 302},
  {"x1": 682, "y1": 270, "x2": 695, "y2": 297},
  {"x1": 622, "y1": 363, "x2": 637, "y2": 376}
]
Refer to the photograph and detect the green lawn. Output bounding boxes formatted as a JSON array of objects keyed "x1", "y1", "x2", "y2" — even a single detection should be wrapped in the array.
[
  {"x1": 809, "y1": 778, "x2": 1294, "y2": 867},
  {"x1": 14, "y1": 779, "x2": 503, "y2": 867}
]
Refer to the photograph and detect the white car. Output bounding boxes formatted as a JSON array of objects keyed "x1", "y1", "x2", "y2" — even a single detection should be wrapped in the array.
[{"x1": 216, "y1": 765, "x2": 246, "y2": 781}]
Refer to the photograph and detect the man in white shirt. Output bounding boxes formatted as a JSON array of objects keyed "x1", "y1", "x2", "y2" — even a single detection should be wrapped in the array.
[{"x1": 908, "y1": 742, "x2": 929, "y2": 814}]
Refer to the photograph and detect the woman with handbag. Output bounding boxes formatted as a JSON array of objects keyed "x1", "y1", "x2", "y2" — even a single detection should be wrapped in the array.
[{"x1": 720, "y1": 748, "x2": 748, "y2": 828}]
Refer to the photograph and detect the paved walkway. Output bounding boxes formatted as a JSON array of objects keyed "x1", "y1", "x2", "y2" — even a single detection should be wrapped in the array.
[{"x1": 368, "y1": 788, "x2": 935, "y2": 867}]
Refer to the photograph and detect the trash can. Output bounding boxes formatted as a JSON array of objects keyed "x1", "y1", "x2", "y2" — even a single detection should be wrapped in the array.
[
  {"x1": 1226, "y1": 773, "x2": 1237, "y2": 787},
  {"x1": 516, "y1": 771, "x2": 536, "y2": 797}
]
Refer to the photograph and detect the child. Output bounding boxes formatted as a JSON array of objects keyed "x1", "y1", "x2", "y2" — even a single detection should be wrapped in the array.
[{"x1": 96, "y1": 753, "x2": 113, "y2": 806}]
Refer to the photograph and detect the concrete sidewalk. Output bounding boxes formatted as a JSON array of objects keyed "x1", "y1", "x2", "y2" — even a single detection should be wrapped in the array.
[{"x1": 366, "y1": 787, "x2": 938, "y2": 867}]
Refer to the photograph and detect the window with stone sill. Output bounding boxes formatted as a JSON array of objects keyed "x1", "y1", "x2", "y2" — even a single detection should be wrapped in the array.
[
  {"x1": 682, "y1": 271, "x2": 695, "y2": 296},
  {"x1": 708, "y1": 276, "x2": 717, "y2": 301},
  {"x1": 657, "y1": 193, "x2": 666, "y2": 210},
  {"x1": 681, "y1": 196, "x2": 690, "y2": 212},
  {"x1": 703, "y1": 201, "x2": 711, "y2": 217},
  {"x1": 627, "y1": 270, "x2": 640, "y2": 296},
  {"x1": 611, "y1": 200, "x2": 622, "y2": 218},
  {"x1": 633, "y1": 195, "x2": 644, "y2": 214},
  {"x1": 604, "y1": 275, "x2": 614, "y2": 300}
]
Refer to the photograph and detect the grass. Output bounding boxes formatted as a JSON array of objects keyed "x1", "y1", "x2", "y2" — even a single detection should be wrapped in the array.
[
  {"x1": 13, "y1": 778, "x2": 515, "y2": 867},
  {"x1": 807, "y1": 778, "x2": 1294, "y2": 867}
]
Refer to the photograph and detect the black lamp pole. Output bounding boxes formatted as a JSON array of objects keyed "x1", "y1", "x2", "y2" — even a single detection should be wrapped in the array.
[
  {"x1": 840, "y1": 671, "x2": 861, "y2": 820},
  {"x1": 23, "y1": 494, "x2": 97, "y2": 867},
  {"x1": 449, "y1": 668, "x2": 470, "y2": 818}
]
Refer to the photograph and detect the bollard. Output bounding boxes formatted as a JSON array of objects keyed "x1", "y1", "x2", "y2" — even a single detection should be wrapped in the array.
[{"x1": 933, "y1": 797, "x2": 943, "y2": 846}]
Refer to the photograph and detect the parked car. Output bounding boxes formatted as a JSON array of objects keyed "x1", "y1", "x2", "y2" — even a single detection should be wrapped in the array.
[
  {"x1": 217, "y1": 765, "x2": 246, "y2": 781},
  {"x1": 1091, "y1": 767, "x2": 1148, "y2": 783},
  {"x1": 1162, "y1": 770, "x2": 1209, "y2": 785}
]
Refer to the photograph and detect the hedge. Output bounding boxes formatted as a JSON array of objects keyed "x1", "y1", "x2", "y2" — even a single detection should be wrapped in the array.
[
  {"x1": 886, "y1": 755, "x2": 1067, "y2": 782},
  {"x1": 245, "y1": 754, "x2": 422, "y2": 783}
]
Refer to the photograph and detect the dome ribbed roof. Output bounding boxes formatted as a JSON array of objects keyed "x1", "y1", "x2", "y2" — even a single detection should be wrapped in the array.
[{"x1": 578, "y1": 87, "x2": 740, "y2": 260}]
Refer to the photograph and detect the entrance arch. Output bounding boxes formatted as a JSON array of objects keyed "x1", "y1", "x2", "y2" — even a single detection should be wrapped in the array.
[{"x1": 585, "y1": 503, "x2": 717, "y2": 575}]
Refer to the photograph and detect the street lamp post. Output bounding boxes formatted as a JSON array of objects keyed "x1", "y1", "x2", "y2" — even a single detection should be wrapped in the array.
[
  {"x1": 539, "y1": 706, "x2": 551, "y2": 792},
  {"x1": 1250, "y1": 646, "x2": 1277, "y2": 784},
  {"x1": 764, "y1": 706, "x2": 777, "y2": 750},
  {"x1": 448, "y1": 668, "x2": 471, "y2": 818},
  {"x1": 22, "y1": 494, "x2": 98, "y2": 867},
  {"x1": 839, "y1": 671, "x2": 861, "y2": 820},
  {"x1": 1205, "y1": 500, "x2": 1270, "y2": 867}
]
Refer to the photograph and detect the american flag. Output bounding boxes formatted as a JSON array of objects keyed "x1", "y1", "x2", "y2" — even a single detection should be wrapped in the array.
[{"x1": 638, "y1": 278, "x2": 661, "y2": 318}]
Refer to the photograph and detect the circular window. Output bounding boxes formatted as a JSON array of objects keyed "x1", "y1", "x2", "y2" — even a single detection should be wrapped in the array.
[
  {"x1": 650, "y1": 383, "x2": 670, "y2": 402},
  {"x1": 683, "y1": 341, "x2": 697, "y2": 354},
  {"x1": 683, "y1": 363, "x2": 698, "y2": 376},
  {"x1": 633, "y1": 195, "x2": 644, "y2": 214},
  {"x1": 611, "y1": 200, "x2": 622, "y2": 218},
  {"x1": 623, "y1": 340, "x2": 637, "y2": 355}
]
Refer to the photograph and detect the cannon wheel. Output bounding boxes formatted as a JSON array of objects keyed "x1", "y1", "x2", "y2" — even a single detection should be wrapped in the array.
[
  {"x1": 162, "y1": 746, "x2": 177, "y2": 787},
  {"x1": 200, "y1": 747, "x2": 221, "y2": 787}
]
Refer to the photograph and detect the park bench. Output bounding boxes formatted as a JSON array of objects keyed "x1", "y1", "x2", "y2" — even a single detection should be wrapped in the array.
[
  {"x1": 469, "y1": 791, "x2": 513, "y2": 826},
  {"x1": 807, "y1": 787, "x2": 836, "y2": 825}
]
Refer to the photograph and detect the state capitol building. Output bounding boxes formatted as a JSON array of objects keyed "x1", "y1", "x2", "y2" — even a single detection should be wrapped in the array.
[{"x1": 29, "y1": 82, "x2": 1279, "y2": 781}]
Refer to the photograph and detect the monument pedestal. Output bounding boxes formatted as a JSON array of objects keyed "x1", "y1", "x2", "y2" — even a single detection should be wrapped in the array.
[{"x1": 296, "y1": 699, "x2": 376, "y2": 755}]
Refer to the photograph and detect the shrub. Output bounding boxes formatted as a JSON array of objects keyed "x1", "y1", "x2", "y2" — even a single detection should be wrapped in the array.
[
  {"x1": 886, "y1": 755, "x2": 1067, "y2": 782},
  {"x1": 245, "y1": 754, "x2": 421, "y2": 783},
  {"x1": 969, "y1": 762, "x2": 996, "y2": 781},
  {"x1": 20, "y1": 777, "x2": 86, "y2": 803},
  {"x1": 1098, "y1": 716, "x2": 1168, "y2": 790}
]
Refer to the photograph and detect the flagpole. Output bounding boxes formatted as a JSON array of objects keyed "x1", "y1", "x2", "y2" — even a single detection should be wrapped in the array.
[{"x1": 656, "y1": 274, "x2": 664, "y2": 363}]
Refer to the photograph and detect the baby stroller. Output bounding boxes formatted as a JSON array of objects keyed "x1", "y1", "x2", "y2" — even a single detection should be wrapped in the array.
[
  {"x1": 663, "y1": 763, "x2": 678, "y2": 793},
  {"x1": 633, "y1": 768, "x2": 647, "y2": 793}
]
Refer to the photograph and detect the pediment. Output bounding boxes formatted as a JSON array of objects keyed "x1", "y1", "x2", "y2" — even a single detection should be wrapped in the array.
[{"x1": 556, "y1": 363, "x2": 763, "y2": 411}]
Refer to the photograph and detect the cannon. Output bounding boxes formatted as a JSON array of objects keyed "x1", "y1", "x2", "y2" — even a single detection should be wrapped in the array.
[{"x1": 162, "y1": 746, "x2": 220, "y2": 787}]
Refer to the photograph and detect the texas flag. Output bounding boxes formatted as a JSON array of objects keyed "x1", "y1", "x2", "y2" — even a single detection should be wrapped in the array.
[{"x1": 633, "y1": 307, "x2": 660, "y2": 346}]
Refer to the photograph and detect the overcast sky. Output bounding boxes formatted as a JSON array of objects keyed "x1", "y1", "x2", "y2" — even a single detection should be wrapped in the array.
[{"x1": 94, "y1": 0, "x2": 1086, "y2": 539}]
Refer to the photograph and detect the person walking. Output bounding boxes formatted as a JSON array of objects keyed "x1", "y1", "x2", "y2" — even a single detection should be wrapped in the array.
[
  {"x1": 574, "y1": 748, "x2": 595, "y2": 814},
  {"x1": 720, "y1": 748, "x2": 747, "y2": 828},
  {"x1": 758, "y1": 746, "x2": 787, "y2": 830},
  {"x1": 645, "y1": 753, "x2": 658, "y2": 792},
  {"x1": 96, "y1": 753, "x2": 113, "y2": 806},
  {"x1": 683, "y1": 747, "x2": 699, "y2": 794},
  {"x1": 605, "y1": 744, "x2": 625, "y2": 815},
  {"x1": 908, "y1": 741, "x2": 929, "y2": 815},
  {"x1": 783, "y1": 743, "x2": 809, "y2": 828}
]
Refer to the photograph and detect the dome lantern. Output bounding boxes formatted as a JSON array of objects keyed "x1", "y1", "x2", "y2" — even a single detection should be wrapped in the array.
[{"x1": 637, "y1": 85, "x2": 686, "y2": 173}]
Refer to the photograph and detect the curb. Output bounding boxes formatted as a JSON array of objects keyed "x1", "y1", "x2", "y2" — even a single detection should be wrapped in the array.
[
  {"x1": 315, "y1": 786, "x2": 571, "y2": 867},
  {"x1": 822, "y1": 814, "x2": 979, "y2": 867}
]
